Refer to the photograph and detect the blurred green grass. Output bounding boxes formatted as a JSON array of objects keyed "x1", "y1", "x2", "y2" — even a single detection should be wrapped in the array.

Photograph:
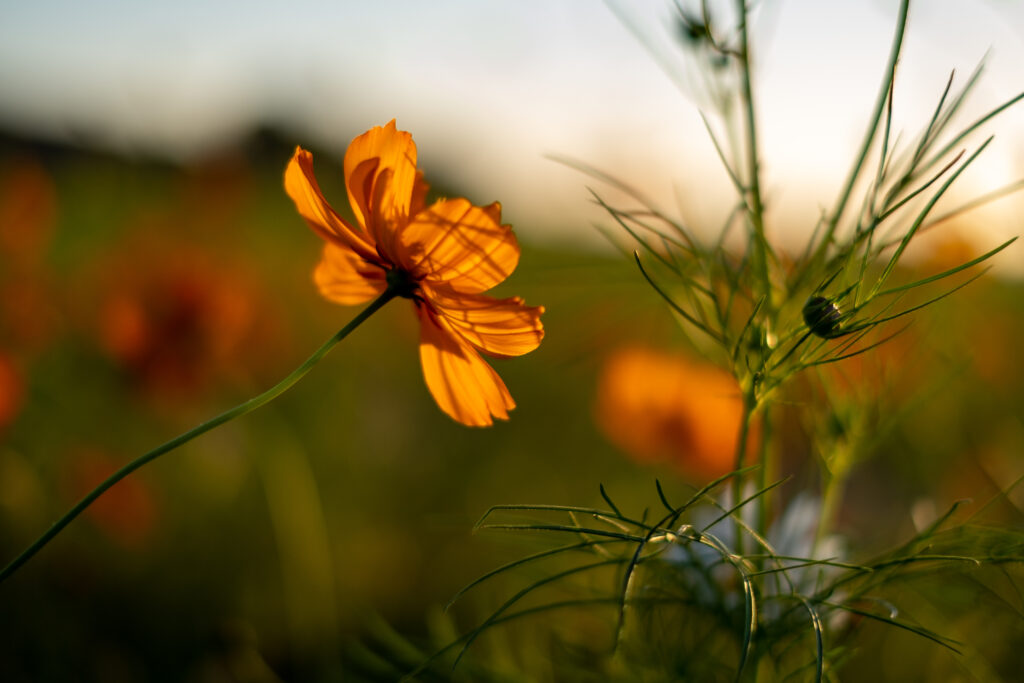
[{"x1": 0, "y1": 134, "x2": 1022, "y2": 681}]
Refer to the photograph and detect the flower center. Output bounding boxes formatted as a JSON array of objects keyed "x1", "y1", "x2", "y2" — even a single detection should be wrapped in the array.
[{"x1": 385, "y1": 267, "x2": 419, "y2": 299}]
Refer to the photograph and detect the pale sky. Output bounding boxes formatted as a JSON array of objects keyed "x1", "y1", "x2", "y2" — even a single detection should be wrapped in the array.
[{"x1": 1, "y1": 0, "x2": 1022, "y2": 265}]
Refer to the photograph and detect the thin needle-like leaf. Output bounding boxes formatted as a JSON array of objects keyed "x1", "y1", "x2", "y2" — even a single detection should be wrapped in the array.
[
  {"x1": 701, "y1": 477, "x2": 788, "y2": 533},
  {"x1": 700, "y1": 110, "x2": 747, "y2": 197},
  {"x1": 871, "y1": 137, "x2": 993, "y2": 296},
  {"x1": 475, "y1": 504, "x2": 645, "y2": 530},
  {"x1": 825, "y1": 0, "x2": 910, "y2": 244},
  {"x1": 797, "y1": 595, "x2": 824, "y2": 683},
  {"x1": 655, "y1": 479, "x2": 675, "y2": 515},
  {"x1": 870, "y1": 78, "x2": 897, "y2": 218},
  {"x1": 918, "y1": 90, "x2": 1024, "y2": 174},
  {"x1": 594, "y1": 191, "x2": 677, "y2": 271},
  {"x1": 822, "y1": 601, "x2": 963, "y2": 654},
  {"x1": 906, "y1": 70, "x2": 957, "y2": 171},
  {"x1": 803, "y1": 325, "x2": 909, "y2": 369},
  {"x1": 600, "y1": 484, "x2": 622, "y2": 518},
  {"x1": 635, "y1": 252, "x2": 727, "y2": 344},
  {"x1": 856, "y1": 270, "x2": 987, "y2": 332},
  {"x1": 732, "y1": 296, "x2": 766, "y2": 363},
  {"x1": 453, "y1": 558, "x2": 626, "y2": 667},
  {"x1": 443, "y1": 539, "x2": 622, "y2": 610},
  {"x1": 875, "y1": 237, "x2": 1016, "y2": 296},
  {"x1": 919, "y1": 178, "x2": 1024, "y2": 232},
  {"x1": 478, "y1": 524, "x2": 646, "y2": 543},
  {"x1": 877, "y1": 150, "x2": 965, "y2": 222},
  {"x1": 967, "y1": 472, "x2": 1024, "y2": 523}
]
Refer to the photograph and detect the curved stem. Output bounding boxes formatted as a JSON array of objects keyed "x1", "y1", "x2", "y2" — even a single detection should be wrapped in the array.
[{"x1": 0, "y1": 288, "x2": 397, "y2": 585}]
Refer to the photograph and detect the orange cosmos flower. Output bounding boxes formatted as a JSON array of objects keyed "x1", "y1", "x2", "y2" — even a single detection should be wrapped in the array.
[
  {"x1": 285, "y1": 121, "x2": 544, "y2": 426},
  {"x1": 596, "y1": 346, "x2": 754, "y2": 480}
]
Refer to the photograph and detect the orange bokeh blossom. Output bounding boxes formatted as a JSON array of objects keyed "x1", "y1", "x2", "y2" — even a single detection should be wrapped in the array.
[
  {"x1": 285, "y1": 121, "x2": 544, "y2": 426},
  {"x1": 597, "y1": 346, "x2": 756, "y2": 480}
]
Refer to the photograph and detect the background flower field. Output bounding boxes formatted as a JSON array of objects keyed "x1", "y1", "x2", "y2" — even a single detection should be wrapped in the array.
[
  {"x1": 2, "y1": 1, "x2": 1024, "y2": 680},
  {"x1": 0, "y1": 127, "x2": 1022, "y2": 680}
]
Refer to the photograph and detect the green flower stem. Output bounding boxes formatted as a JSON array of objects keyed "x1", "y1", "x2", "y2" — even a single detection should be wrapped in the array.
[
  {"x1": 0, "y1": 288, "x2": 397, "y2": 586},
  {"x1": 755, "y1": 404, "x2": 773, "y2": 565},
  {"x1": 734, "y1": 0, "x2": 770, "y2": 297},
  {"x1": 732, "y1": 391, "x2": 757, "y2": 557}
]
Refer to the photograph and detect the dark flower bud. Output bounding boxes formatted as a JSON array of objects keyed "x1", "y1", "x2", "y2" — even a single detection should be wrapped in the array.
[{"x1": 802, "y1": 296, "x2": 842, "y2": 338}]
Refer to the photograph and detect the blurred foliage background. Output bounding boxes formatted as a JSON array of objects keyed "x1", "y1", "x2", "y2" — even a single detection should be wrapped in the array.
[{"x1": 0, "y1": 124, "x2": 1022, "y2": 681}]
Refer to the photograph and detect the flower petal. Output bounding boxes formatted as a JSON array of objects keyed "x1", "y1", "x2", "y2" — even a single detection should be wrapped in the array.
[
  {"x1": 344, "y1": 120, "x2": 418, "y2": 259},
  {"x1": 417, "y1": 305, "x2": 515, "y2": 426},
  {"x1": 314, "y1": 242, "x2": 388, "y2": 306},
  {"x1": 285, "y1": 147, "x2": 378, "y2": 262},
  {"x1": 409, "y1": 169, "x2": 429, "y2": 219},
  {"x1": 427, "y1": 288, "x2": 544, "y2": 358},
  {"x1": 400, "y1": 198, "x2": 519, "y2": 293}
]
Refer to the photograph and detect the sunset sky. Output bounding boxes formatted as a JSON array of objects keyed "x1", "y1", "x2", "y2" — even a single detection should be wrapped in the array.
[{"x1": 1, "y1": 0, "x2": 1022, "y2": 262}]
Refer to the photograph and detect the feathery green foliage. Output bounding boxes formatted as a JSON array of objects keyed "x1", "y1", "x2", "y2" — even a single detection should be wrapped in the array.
[{"x1": 421, "y1": 0, "x2": 1024, "y2": 680}]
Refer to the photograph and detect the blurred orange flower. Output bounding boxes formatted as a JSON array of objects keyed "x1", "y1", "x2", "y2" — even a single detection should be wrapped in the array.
[
  {"x1": 285, "y1": 120, "x2": 544, "y2": 426},
  {"x1": 64, "y1": 450, "x2": 157, "y2": 547},
  {"x1": 596, "y1": 347, "x2": 752, "y2": 479},
  {"x1": 93, "y1": 239, "x2": 281, "y2": 399},
  {"x1": 0, "y1": 156, "x2": 56, "y2": 266},
  {"x1": 0, "y1": 352, "x2": 23, "y2": 433},
  {"x1": 0, "y1": 157, "x2": 60, "y2": 436},
  {"x1": 0, "y1": 156, "x2": 60, "y2": 352}
]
